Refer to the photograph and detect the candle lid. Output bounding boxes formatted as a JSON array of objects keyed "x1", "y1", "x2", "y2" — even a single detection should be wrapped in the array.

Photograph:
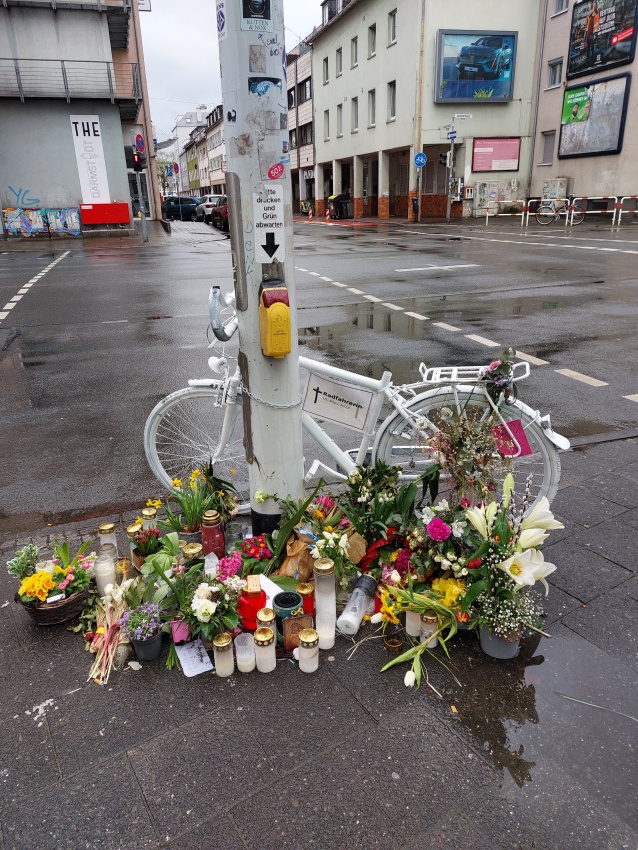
[
  {"x1": 421, "y1": 612, "x2": 437, "y2": 623},
  {"x1": 256, "y1": 607, "x2": 275, "y2": 624},
  {"x1": 244, "y1": 574, "x2": 262, "y2": 597},
  {"x1": 202, "y1": 510, "x2": 222, "y2": 525},
  {"x1": 254, "y1": 627, "x2": 275, "y2": 646},
  {"x1": 313, "y1": 557, "x2": 335, "y2": 576},
  {"x1": 183, "y1": 543, "x2": 204, "y2": 559},
  {"x1": 298, "y1": 628, "x2": 319, "y2": 648},
  {"x1": 127, "y1": 522, "x2": 142, "y2": 538},
  {"x1": 98, "y1": 522, "x2": 116, "y2": 535},
  {"x1": 296, "y1": 582, "x2": 314, "y2": 597},
  {"x1": 212, "y1": 632, "x2": 232, "y2": 651},
  {"x1": 141, "y1": 507, "x2": 157, "y2": 520}
]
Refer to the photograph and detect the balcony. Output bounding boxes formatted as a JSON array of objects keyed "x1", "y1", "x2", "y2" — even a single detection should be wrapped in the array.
[
  {"x1": 1, "y1": 1, "x2": 132, "y2": 49},
  {"x1": 0, "y1": 58, "x2": 141, "y2": 119}
]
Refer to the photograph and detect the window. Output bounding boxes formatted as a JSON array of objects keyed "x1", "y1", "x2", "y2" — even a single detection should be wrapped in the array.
[
  {"x1": 298, "y1": 78, "x2": 312, "y2": 103},
  {"x1": 324, "y1": 109, "x2": 330, "y2": 141},
  {"x1": 554, "y1": 0, "x2": 569, "y2": 12},
  {"x1": 368, "y1": 89, "x2": 376, "y2": 126},
  {"x1": 351, "y1": 36, "x2": 358, "y2": 67},
  {"x1": 388, "y1": 80, "x2": 396, "y2": 120},
  {"x1": 337, "y1": 103, "x2": 343, "y2": 136},
  {"x1": 368, "y1": 24, "x2": 376, "y2": 58},
  {"x1": 548, "y1": 60, "x2": 562, "y2": 88},
  {"x1": 323, "y1": 56, "x2": 329, "y2": 84},
  {"x1": 388, "y1": 9, "x2": 397, "y2": 45},
  {"x1": 299, "y1": 122, "x2": 313, "y2": 146},
  {"x1": 290, "y1": 129, "x2": 297, "y2": 149},
  {"x1": 336, "y1": 47, "x2": 343, "y2": 76},
  {"x1": 351, "y1": 96, "x2": 359, "y2": 132},
  {"x1": 288, "y1": 88, "x2": 296, "y2": 109},
  {"x1": 541, "y1": 130, "x2": 556, "y2": 164}
]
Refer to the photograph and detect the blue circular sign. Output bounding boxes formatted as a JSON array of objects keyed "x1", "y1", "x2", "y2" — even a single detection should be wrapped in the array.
[{"x1": 414, "y1": 152, "x2": 427, "y2": 167}]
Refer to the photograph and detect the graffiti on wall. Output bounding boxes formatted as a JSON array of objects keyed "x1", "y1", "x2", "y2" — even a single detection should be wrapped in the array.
[
  {"x1": 7, "y1": 185, "x2": 41, "y2": 207},
  {"x1": 2, "y1": 208, "x2": 81, "y2": 237}
]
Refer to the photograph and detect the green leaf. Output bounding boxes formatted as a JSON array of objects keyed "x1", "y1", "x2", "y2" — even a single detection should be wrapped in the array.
[
  {"x1": 380, "y1": 643, "x2": 423, "y2": 671},
  {"x1": 460, "y1": 578, "x2": 488, "y2": 612},
  {"x1": 265, "y1": 481, "x2": 322, "y2": 572},
  {"x1": 270, "y1": 575, "x2": 299, "y2": 592},
  {"x1": 221, "y1": 612, "x2": 239, "y2": 629}
]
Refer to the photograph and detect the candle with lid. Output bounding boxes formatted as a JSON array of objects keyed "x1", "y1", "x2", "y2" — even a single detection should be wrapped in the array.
[
  {"x1": 183, "y1": 542, "x2": 204, "y2": 563},
  {"x1": 256, "y1": 607, "x2": 276, "y2": 634},
  {"x1": 201, "y1": 510, "x2": 225, "y2": 558},
  {"x1": 254, "y1": 627, "x2": 276, "y2": 673},
  {"x1": 336, "y1": 575, "x2": 377, "y2": 637},
  {"x1": 98, "y1": 522, "x2": 118, "y2": 556},
  {"x1": 313, "y1": 557, "x2": 336, "y2": 650},
  {"x1": 141, "y1": 507, "x2": 157, "y2": 531},
  {"x1": 298, "y1": 628, "x2": 320, "y2": 673},
  {"x1": 212, "y1": 632, "x2": 235, "y2": 677},
  {"x1": 238, "y1": 575, "x2": 267, "y2": 630},
  {"x1": 127, "y1": 521, "x2": 142, "y2": 555},
  {"x1": 94, "y1": 552, "x2": 116, "y2": 596},
  {"x1": 234, "y1": 632, "x2": 256, "y2": 673},
  {"x1": 420, "y1": 613, "x2": 439, "y2": 648},
  {"x1": 296, "y1": 582, "x2": 315, "y2": 618}
]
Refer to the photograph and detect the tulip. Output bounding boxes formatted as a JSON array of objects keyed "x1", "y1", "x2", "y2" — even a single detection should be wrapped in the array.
[
  {"x1": 404, "y1": 669, "x2": 416, "y2": 688},
  {"x1": 370, "y1": 612, "x2": 383, "y2": 624}
]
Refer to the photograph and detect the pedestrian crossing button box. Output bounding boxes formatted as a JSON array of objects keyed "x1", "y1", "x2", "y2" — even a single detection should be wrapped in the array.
[{"x1": 259, "y1": 280, "x2": 291, "y2": 359}]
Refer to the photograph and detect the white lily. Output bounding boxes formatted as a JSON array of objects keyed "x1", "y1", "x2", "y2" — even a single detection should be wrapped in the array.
[
  {"x1": 521, "y1": 497, "x2": 564, "y2": 531},
  {"x1": 519, "y1": 527, "x2": 550, "y2": 549},
  {"x1": 528, "y1": 549, "x2": 557, "y2": 595},
  {"x1": 404, "y1": 669, "x2": 416, "y2": 688},
  {"x1": 496, "y1": 549, "x2": 537, "y2": 588},
  {"x1": 502, "y1": 473, "x2": 515, "y2": 510},
  {"x1": 465, "y1": 501, "x2": 497, "y2": 539}
]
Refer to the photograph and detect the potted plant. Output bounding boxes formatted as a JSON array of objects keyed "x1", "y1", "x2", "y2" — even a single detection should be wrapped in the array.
[
  {"x1": 141, "y1": 532, "x2": 198, "y2": 646},
  {"x1": 201, "y1": 460, "x2": 238, "y2": 524},
  {"x1": 131, "y1": 528, "x2": 162, "y2": 571},
  {"x1": 119, "y1": 602, "x2": 163, "y2": 661},
  {"x1": 157, "y1": 470, "x2": 218, "y2": 539}
]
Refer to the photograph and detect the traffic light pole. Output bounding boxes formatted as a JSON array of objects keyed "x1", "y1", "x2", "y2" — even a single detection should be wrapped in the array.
[
  {"x1": 129, "y1": 130, "x2": 148, "y2": 243},
  {"x1": 216, "y1": 0, "x2": 304, "y2": 534},
  {"x1": 445, "y1": 135, "x2": 455, "y2": 225}
]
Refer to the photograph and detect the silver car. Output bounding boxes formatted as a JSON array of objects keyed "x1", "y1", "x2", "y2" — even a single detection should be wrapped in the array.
[{"x1": 195, "y1": 194, "x2": 224, "y2": 224}]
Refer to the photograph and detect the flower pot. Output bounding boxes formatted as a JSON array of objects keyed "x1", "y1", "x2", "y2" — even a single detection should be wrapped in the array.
[
  {"x1": 131, "y1": 548, "x2": 146, "y2": 571},
  {"x1": 16, "y1": 589, "x2": 88, "y2": 626},
  {"x1": 131, "y1": 631, "x2": 163, "y2": 661},
  {"x1": 170, "y1": 619, "x2": 191, "y2": 644},
  {"x1": 479, "y1": 625, "x2": 520, "y2": 659},
  {"x1": 179, "y1": 531, "x2": 201, "y2": 545}
]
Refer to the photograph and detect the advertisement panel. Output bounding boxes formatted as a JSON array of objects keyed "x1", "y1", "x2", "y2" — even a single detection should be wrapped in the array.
[
  {"x1": 472, "y1": 138, "x2": 521, "y2": 172},
  {"x1": 558, "y1": 73, "x2": 631, "y2": 158},
  {"x1": 435, "y1": 30, "x2": 517, "y2": 103},
  {"x1": 567, "y1": 0, "x2": 638, "y2": 79},
  {"x1": 69, "y1": 115, "x2": 111, "y2": 204}
]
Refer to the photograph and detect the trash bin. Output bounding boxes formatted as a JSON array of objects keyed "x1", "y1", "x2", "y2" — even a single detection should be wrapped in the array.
[
  {"x1": 343, "y1": 199, "x2": 354, "y2": 219},
  {"x1": 412, "y1": 197, "x2": 419, "y2": 215}
]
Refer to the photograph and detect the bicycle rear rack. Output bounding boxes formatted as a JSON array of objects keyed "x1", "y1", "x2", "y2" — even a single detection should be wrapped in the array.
[{"x1": 419, "y1": 361, "x2": 530, "y2": 384}]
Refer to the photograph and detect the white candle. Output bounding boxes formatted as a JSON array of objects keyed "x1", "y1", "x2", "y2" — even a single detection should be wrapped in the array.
[
  {"x1": 313, "y1": 558, "x2": 336, "y2": 650},
  {"x1": 234, "y1": 633, "x2": 256, "y2": 673},
  {"x1": 98, "y1": 523, "x2": 119, "y2": 557},
  {"x1": 254, "y1": 627, "x2": 276, "y2": 673},
  {"x1": 213, "y1": 633, "x2": 235, "y2": 677},
  {"x1": 420, "y1": 614, "x2": 439, "y2": 649},
  {"x1": 94, "y1": 554, "x2": 116, "y2": 597},
  {"x1": 405, "y1": 610, "x2": 422, "y2": 638},
  {"x1": 298, "y1": 629, "x2": 320, "y2": 673}
]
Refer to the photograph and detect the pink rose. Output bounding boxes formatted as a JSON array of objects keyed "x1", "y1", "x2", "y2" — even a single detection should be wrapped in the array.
[
  {"x1": 426, "y1": 517, "x2": 452, "y2": 542},
  {"x1": 488, "y1": 360, "x2": 502, "y2": 371}
]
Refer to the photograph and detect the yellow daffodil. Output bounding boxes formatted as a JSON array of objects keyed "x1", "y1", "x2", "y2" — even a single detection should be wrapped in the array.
[
  {"x1": 171, "y1": 478, "x2": 183, "y2": 488},
  {"x1": 432, "y1": 577, "x2": 466, "y2": 607},
  {"x1": 146, "y1": 499, "x2": 162, "y2": 509}
]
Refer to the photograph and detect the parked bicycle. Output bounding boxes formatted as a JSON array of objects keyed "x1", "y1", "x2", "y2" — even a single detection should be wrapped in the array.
[
  {"x1": 144, "y1": 288, "x2": 569, "y2": 510},
  {"x1": 535, "y1": 196, "x2": 585, "y2": 226}
]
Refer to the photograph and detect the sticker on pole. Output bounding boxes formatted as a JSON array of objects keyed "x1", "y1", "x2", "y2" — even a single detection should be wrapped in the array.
[
  {"x1": 253, "y1": 185, "x2": 284, "y2": 263},
  {"x1": 267, "y1": 163, "x2": 285, "y2": 180},
  {"x1": 241, "y1": 0, "x2": 273, "y2": 32},
  {"x1": 216, "y1": 1, "x2": 227, "y2": 41},
  {"x1": 303, "y1": 374, "x2": 374, "y2": 432}
]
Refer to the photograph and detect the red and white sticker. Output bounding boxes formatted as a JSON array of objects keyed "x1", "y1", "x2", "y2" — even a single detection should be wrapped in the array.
[{"x1": 267, "y1": 163, "x2": 285, "y2": 180}]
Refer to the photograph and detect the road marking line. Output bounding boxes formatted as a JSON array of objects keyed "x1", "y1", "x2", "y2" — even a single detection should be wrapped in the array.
[
  {"x1": 555, "y1": 368, "x2": 608, "y2": 387},
  {"x1": 102, "y1": 319, "x2": 129, "y2": 324},
  {"x1": 9, "y1": 295, "x2": 23, "y2": 302},
  {"x1": 23, "y1": 283, "x2": 33, "y2": 288},
  {"x1": 623, "y1": 394, "x2": 638, "y2": 403},
  {"x1": 383, "y1": 302, "x2": 403, "y2": 310},
  {"x1": 296, "y1": 267, "x2": 308, "y2": 271},
  {"x1": 320, "y1": 276, "x2": 333, "y2": 281},
  {"x1": 17, "y1": 288, "x2": 29, "y2": 294},
  {"x1": 364, "y1": 295, "x2": 383, "y2": 302},
  {"x1": 433, "y1": 322, "x2": 461, "y2": 331},
  {"x1": 404, "y1": 311, "x2": 429, "y2": 320},
  {"x1": 349, "y1": 287, "x2": 364, "y2": 294},
  {"x1": 2, "y1": 303, "x2": 16, "y2": 310},
  {"x1": 308, "y1": 272, "x2": 321, "y2": 276},
  {"x1": 515, "y1": 350, "x2": 550, "y2": 366},
  {"x1": 27, "y1": 279, "x2": 38, "y2": 283},
  {"x1": 332, "y1": 282, "x2": 348, "y2": 287},
  {"x1": 395, "y1": 264, "x2": 479, "y2": 272},
  {"x1": 0, "y1": 311, "x2": 8, "y2": 319},
  {"x1": 465, "y1": 333, "x2": 500, "y2": 347}
]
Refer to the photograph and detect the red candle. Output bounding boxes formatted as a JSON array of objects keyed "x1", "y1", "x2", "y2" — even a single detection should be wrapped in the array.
[
  {"x1": 201, "y1": 510, "x2": 225, "y2": 558},
  {"x1": 296, "y1": 582, "x2": 315, "y2": 618},
  {"x1": 237, "y1": 574, "x2": 267, "y2": 631}
]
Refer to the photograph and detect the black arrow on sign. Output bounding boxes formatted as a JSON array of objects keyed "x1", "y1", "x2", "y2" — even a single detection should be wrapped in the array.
[{"x1": 261, "y1": 232, "x2": 279, "y2": 259}]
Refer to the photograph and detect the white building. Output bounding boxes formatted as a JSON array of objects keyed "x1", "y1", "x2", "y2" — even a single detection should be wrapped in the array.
[
  {"x1": 172, "y1": 108, "x2": 207, "y2": 195},
  {"x1": 206, "y1": 105, "x2": 226, "y2": 195}
]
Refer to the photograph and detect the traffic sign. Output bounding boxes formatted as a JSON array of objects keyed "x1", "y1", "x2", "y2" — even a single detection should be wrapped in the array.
[
  {"x1": 253, "y1": 185, "x2": 284, "y2": 264},
  {"x1": 165, "y1": 165, "x2": 173, "y2": 177},
  {"x1": 173, "y1": 162, "x2": 179, "y2": 174},
  {"x1": 135, "y1": 133, "x2": 145, "y2": 153},
  {"x1": 414, "y1": 152, "x2": 427, "y2": 168},
  {"x1": 447, "y1": 130, "x2": 457, "y2": 140}
]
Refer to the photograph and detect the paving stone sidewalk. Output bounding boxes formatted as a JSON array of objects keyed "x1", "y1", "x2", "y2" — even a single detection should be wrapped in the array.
[{"x1": 1, "y1": 438, "x2": 637, "y2": 850}]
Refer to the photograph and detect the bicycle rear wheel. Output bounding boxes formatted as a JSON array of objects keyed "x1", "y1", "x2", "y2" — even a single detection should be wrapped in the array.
[
  {"x1": 144, "y1": 386, "x2": 249, "y2": 499},
  {"x1": 535, "y1": 207, "x2": 556, "y2": 226},
  {"x1": 374, "y1": 387, "x2": 561, "y2": 508},
  {"x1": 571, "y1": 205, "x2": 585, "y2": 225}
]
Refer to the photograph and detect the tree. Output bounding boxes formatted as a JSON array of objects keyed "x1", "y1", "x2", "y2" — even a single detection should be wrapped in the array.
[{"x1": 155, "y1": 152, "x2": 176, "y2": 197}]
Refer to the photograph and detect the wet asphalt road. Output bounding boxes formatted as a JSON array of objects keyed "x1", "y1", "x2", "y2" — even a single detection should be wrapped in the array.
[{"x1": 1, "y1": 218, "x2": 637, "y2": 529}]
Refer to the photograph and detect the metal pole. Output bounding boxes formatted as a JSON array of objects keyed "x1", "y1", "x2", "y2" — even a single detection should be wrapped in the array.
[
  {"x1": 446, "y1": 135, "x2": 455, "y2": 224},
  {"x1": 217, "y1": 0, "x2": 304, "y2": 534},
  {"x1": 130, "y1": 129, "x2": 148, "y2": 242}
]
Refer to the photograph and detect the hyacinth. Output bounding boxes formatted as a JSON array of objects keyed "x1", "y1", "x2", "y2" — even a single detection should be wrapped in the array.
[
  {"x1": 217, "y1": 551, "x2": 242, "y2": 581},
  {"x1": 426, "y1": 517, "x2": 453, "y2": 542}
]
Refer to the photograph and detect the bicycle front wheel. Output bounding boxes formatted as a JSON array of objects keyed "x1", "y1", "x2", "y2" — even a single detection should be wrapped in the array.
[
  {"x1": 535, "y1": 207, "x2": 556, "y2": 226},
  {"x1": 144, "y1": 386, "x2": 249, "y2": 498},
  {"x1": 374, "y1": 387, "x2": 561, "y2": 508},
  {"x1": 571, "y1": 205, "x2": 585, "y2": 225}
]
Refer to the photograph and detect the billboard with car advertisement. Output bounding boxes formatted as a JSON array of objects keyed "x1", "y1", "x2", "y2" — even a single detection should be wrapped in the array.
[
  {"x1": 435, "y1": 30, "x2": 517, "y2": 103},
  {"x1": 472, "y1": 138, "x2": 521, "y2": 172},
  {"x1": 558, "y1": 73, "x2": 631, "y2": 158},
  {"x1": 567, "y1": 0, "x2": 638, "y2": 79}
]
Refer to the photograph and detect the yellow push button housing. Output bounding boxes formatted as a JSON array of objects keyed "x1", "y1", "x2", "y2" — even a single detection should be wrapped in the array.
[{"x1": 259, "y1": 280, "x2": 291, "y2": 358}]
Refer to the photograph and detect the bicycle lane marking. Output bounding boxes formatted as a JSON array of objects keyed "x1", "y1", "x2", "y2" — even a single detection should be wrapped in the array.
[
  {"x1": 401, "y1": 231, "x2": 638, "y2": 256},
  {"x1": 0, "y1": 251, "x2": 71, "y2": 322}
]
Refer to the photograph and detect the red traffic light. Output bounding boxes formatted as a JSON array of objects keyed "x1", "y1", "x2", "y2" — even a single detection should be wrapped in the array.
[{"x1": 133, "y1": 151, "x2": 142, "y2": 172}]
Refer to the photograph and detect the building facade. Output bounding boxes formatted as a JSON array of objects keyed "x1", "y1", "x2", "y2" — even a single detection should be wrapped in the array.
[
  {"x1": 171, "y1": 109, "x2": 207, "y2": 195},
  {"x1": 0, "y1": 0, "x2": 160, "y2": 232},
  {"x1": 287, "y1": 42, "x2": 316, "y2": 213},
  {"x1": 206, "y1": 105, "x2": 226, "y2": 195}
]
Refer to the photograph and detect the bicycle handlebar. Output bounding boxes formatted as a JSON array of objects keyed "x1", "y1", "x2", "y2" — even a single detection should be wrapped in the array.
[{"x1": 209, "y1": 286, "x2": 239, "y2": 342}]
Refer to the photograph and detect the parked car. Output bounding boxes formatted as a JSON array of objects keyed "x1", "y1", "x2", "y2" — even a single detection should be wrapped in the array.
[
  {"x1": 163, "y1": 196, "x2": 200, "y2": 221},
  {"x1": 196, "y1": 194, "x2": 224, "y2": 224},
  {"x1": 456, "y1": 36, "x2": 512, "y2": 79},
  {"x1": 211, "y1": 196, "x2": 229, "y2": 232}
]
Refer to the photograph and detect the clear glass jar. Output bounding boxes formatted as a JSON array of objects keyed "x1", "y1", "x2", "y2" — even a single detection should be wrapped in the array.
[
  {"x1": 336, "y1": 575, "x2": 377, "y2": 636},
  {"x1": 234, "y1": 633, "x2": 256, "y2": 673},
  {"x1": 298, "y1": 628, "x2": 319, "y2": 673},
  {"x1": 420, "y1": 613, "x2": 439, "y2": 648},
  {"x1": 313, "y1": 558, "x2": 336, "y2": 650},
  {"x1": 254, "y1": 627, "x2": 276, "y2": 673},
  {"x1": 94, "y1": 553, "x2": 116, "y2": 596},
  {"x1": 405, "y1": 610, "x2": 422, "y2": 638},
  {"x1": 98, "y1": 522, "x2": 118, "y2": 556},
  {"x1": 212, "y1": 632, "x2": 235, "y2": 677},
  {"x1": 140, "y1": 507, "x2": 157, "y2": 531}
]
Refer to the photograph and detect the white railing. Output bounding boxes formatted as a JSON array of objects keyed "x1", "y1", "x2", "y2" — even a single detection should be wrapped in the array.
[
  {"x1": 570, "y1": 196, "x2": 618, "y2": 225},
  {"x1": 484, "y1": 200, "x2": 527, "y2": 227},
  {"x1": 613, "y1": 196, "x2": 638, "y2": 226}
]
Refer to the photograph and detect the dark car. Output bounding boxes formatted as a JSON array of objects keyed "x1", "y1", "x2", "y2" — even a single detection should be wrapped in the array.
[
  {"x1": 456, "y1": 36, "x2": 513, "y2": 79},
  {"x1": 211, "y1": 196, "x2": 229, "y2": 232},
  {"x1": 163, "y1": 196, "x2": 200, "y2": 221}
]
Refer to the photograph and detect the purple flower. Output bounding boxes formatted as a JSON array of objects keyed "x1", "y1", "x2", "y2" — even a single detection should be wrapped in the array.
[{"x1": 426, "y1": 517, "x2": 452, "y2": 542}]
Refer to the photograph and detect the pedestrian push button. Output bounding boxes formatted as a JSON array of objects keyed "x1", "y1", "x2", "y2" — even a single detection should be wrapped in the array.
[{"x1": 259, "y1": 279, "x2": 291, "y2": 359}]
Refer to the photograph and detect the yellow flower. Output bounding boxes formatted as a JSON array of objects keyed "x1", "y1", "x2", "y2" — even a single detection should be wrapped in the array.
[
  {"x1": 431, "y1": 577, "x2": 466, "y2": 607},
  {"x1": 230, "y1": 469, "x2": 237, "y2": 476},
  {"x1": 146, "y1": 498, "x2": 162, "y2": 509},
  {"x1": 53, "y1": 565, "x2": 71, "y2": 577},
  {"x1": 379, "y1": 590, "x2": 400, "y2": 625},
  {"x1": 171, "y1": 478, "x2": 183, "y2": 488},
  {"x1": 324, "y1": 525, "x2": 334, "y2": 533},
  {"x1": 19, "y1": 571, "x2": 55, "y2": 602},
  {"x1": 390, "y1": 550, "x2": 400, "y2": 564},
  {"x1": 313, "y1": 509, "x2": 324, "y2": 520}
]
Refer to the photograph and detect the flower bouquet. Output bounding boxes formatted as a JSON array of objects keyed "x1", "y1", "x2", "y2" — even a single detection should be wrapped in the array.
[{"x1": 157, "y1": 470, "x2": 218, "y2": 535}]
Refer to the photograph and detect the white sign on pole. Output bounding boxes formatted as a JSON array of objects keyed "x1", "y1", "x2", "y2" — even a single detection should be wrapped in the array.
[
  {"x1": 302, "y1": 373, "x2": 375, "y2": 432},
  {"x1": 70, "y1": 115, "x2": 110, "y2": 204},
  {"x1": 253, "y1": 184, "x2": 284, "y2": 263},
  {"x1": 216, "y1": 0, "x2": 227, "y2": 40}
]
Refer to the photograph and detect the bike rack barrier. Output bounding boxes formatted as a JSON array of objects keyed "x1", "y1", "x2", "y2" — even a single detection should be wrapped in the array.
[
  {"x1": 484, "y1": 200, "x2": 528, "y2": 227},
  {"x1": 616, "y1": 196, "x2": 638, "y2": 225},
  {"x1": 525, "y1": 197, "x2": 572, "y2": 227},
  {"x1": 570, "y1": 195, "x2": 618, "y2": 225}
]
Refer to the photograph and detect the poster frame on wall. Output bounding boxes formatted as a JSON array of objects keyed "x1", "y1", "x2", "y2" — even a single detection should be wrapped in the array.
[
  {"x1": 566, "y1": 0, "x2": 638, "y2": 80},
  {"x1": 558, "y1": 72, "x2": 631, "y2": 159},
  {"x1": 472, "y1": 137, "x2": 522, "y2": 172},
  {"x1": 434, "y1": 29, "x2": 518, "y2": 104}
]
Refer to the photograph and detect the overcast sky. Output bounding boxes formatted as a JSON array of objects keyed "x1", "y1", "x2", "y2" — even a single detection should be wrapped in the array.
[{"x1": 139, "y1": 0, "x2": 321, "y2": 143}]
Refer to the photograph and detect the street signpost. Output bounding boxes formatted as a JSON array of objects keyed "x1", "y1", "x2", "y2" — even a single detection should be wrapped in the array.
[
  {"x1": 165, "y1": 165, "x2": 173, "y2": 178},
  {"x1": 130, "y1": 130, "x2": 148, "y2": 242},
  {"x1": 413, "y1": 152, "x2": 427, "y2": 221},
  {"x1": 414, "y1": 152, "x2": 427, "y2": 168},
  {"x1": 135, "y1": 133, "x2": 146, "y2": 153},
  {"x1": 446, "y1": 130, "x2": 457, "y2": 140}
]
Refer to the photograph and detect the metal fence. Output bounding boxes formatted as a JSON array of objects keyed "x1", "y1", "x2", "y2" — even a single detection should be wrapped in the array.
[{"x1": 0, "y1": 58, "x2": 140, "y2": 104}]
